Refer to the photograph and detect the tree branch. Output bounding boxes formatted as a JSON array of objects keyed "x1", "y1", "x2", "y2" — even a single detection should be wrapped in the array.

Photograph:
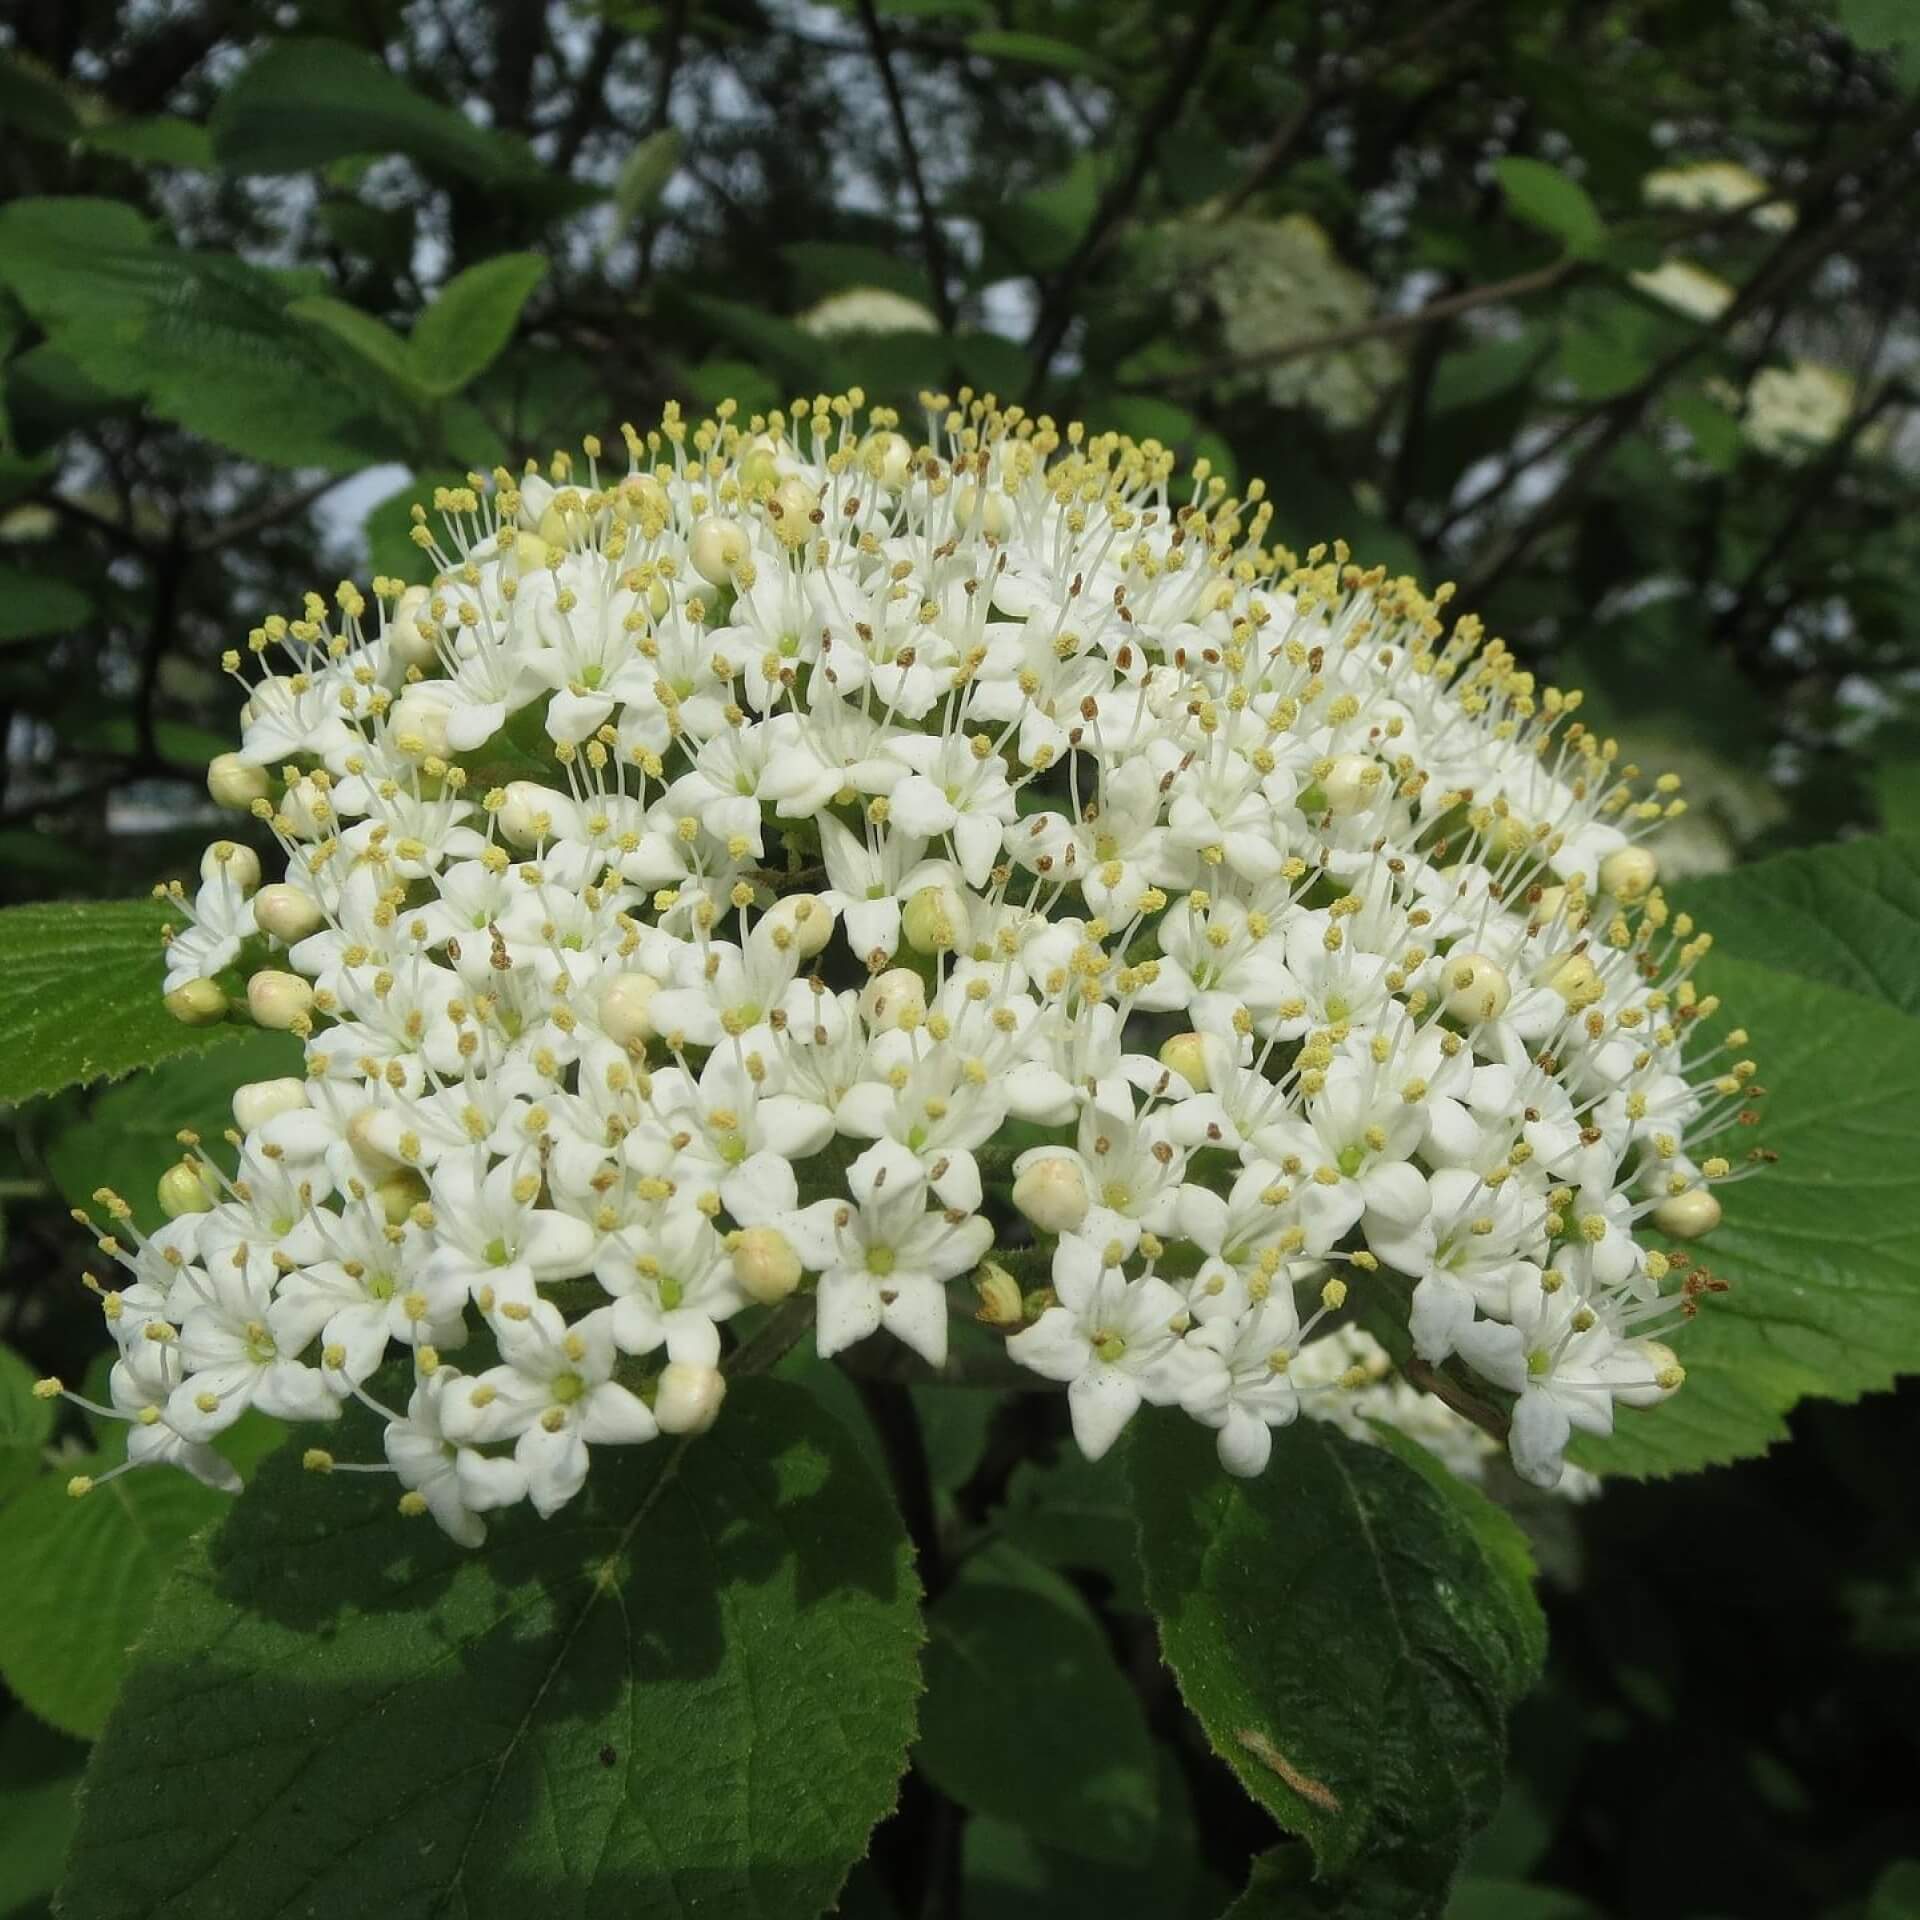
[
  {"x1": 1023, "y1": 0, "x2": 1243, "y2": 395},
  {"x1": 855, "y1": 0, "x2": 957, "y2": 335},
  {"x1": 1127, "y1": 257, "x2": 1578, "y2": 396},
  {"x1": 191, "y1": 475, "x2": 347, "y2": 554}
]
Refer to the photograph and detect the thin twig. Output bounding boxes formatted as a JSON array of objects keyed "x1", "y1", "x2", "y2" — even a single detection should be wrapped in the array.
[
  {"x1": 1403, "y1": 1358, "x2": 1512, "y2": 1444},
  {"x1": 1218, "y1": 0, "x2": 1491, "y2": 219},
  {"x1": 192, "y1": 475, "x2": 346, "y2": 554},
  {"x1": 855, "y1": 0, "x2": 957, "y2": 334},
  {"x1": 1127, "y1": 258, "x2": 1577, "y2": 396},
  {"x1": 1023, "y1": 0, "x2": 1242, "y2": 393}
]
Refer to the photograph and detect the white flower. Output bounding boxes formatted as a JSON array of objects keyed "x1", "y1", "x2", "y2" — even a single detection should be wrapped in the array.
[
  {"x1": 784, "y1": 1140, "x2": 992, "y2": 1367},
  {"x1": 440, "y1": 1304, "x2": 656, "y2": 1517},
  {"x1": 116, "y1": 392, "x2": 1757, "y2": 1539},
  {"x1": 384, "y1": 1370, "x2": 530, "y2": 1547},
  {"x1": 1007, "y1": 1236, "x2": 1189, "y2": 1460}
]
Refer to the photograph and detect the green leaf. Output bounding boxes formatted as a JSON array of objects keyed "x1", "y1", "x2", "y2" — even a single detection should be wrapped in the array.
[
  {"x1": 411, "y1": 252, "x2": 548, "y2": 397},
  {"x1": 1666, "y1": 385, "x2": 1744, "y2": 472},
  {"x1": 1679, "y1": 834, "x2": 1920, "y2": 1020},
  {"x1": 611, "y1": 129, "x2": 683, "y2": 230},
  {"x1": 84, "y1": 116, "x2": 216, "y2": 168},
  {"x1": 0, "y1": 198, "x2": 395, "y2": 471},
  {"x1": 678, "y1": 290, "x2": 839, "y2": 390},
  {"x1": 210, "y1": 38, "x2": 534, "y2": 186},
  {"x1": 1366, "y1": 1426, "x2": 1547, "y2": 1686},
  {"x1": 288, "y1": 295, "x2": 430, "y2": 406},
  {"x1": 0, "y1": 899, "x2": 250, "y2": 1106},
  {"x1": 45, "y1": 1030, "x2": 302, "y2": 1232},
  {"x1": 1573, "y1": 955, "x2": 1920, "y2": 1477},
  {"x1": 964, "y1": 30, "x2": 1100, "y2": 74},
  {"x1": 0, "y1": 48, "x2": 80, "y2": 143},
  {"x1": 0, "y1": 1711, "x2": 87, "y2": 1918},
  {"x1": 0, "y1": 565, "x2": 91, "y2": 644},
  {"x1": 0, "y1": 1445, "x2": 235, "y2": 1738},
  {"x1": 1493, "y1": 158, "x2": 1606, "y2": 257},
  {"x1": 60, "y1": 1379, "x2": 922, "y2": 1919},
  {"x1": 998, "y1": 1442, "x2": 1145, "y2": 1610},
  {"x1": 1130, "y1": 1418, "x2": 1544, "y2": 1904},
  {"x1": 0, "y1": 1342, "x2": 54, "y2": 1505},
  {"x1": 918, "y1": 1544, "x2": 1154, "y2": 1861},
  {"x1": 1841, "y1": 0, "x2": 1920, "y2": 86},
  {"x1": 1869, "y1": 1860, "x2": 1920, "y2": 1920},
  {"x1": 961, "y1": 1751, "x2": 1227, "y2": 1919},
  {"x1": 1445, "y1": 1880, "x2": 1602, "y2": 1920},
  {"x1": 784, "y1": 241, "x2": 935, "y2": 309}
]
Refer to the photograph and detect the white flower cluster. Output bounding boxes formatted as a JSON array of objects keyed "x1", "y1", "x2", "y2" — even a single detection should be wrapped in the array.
[{"x1": 53, "y1": 392, "x2": 1761, "y2": 1544}]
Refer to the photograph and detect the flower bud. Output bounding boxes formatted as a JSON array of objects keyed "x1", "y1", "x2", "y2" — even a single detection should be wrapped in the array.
[
  {"x1": 157, "y1": 1160, "x2": 217, "y2": 1219},
  {"x1": 201, "y1": 840, "x2": 261, "y2": 894},
  {"x1": 690, "y1": 515, "x2": 748, "y2": 585},
  {"x1": 1652, "y1": 1188, "x2": 1722, "y2": 1240},
  {"x1": 654, "y1": 1361, "x2": 727, "y2": 1435},
  {"x1": 373, "y1": 1168, "x2": 429, "y2": 1227},
  {"x1": 207, "y1": 754, "x2": 268, "y2": 811},
  {"x1": 1616, "y1": 1338, "x2": 1686, "y2": 1407},
  {"x1": 247, "y1": 969, "x2": 315, "y2": 1031},
  {"x1": 254, "y1": 883, "x2": 325, "y2": 945},
  {"x1": 387, "y1": 583, "x2": 439, "y2": 669},
  {"x1": 764, "y1": 892, "x2": 835, "y2": 959},
  {"x1": 863, "y1": 430, "x2": 913, "y2": 490},
  {"x1": 164, "y1": 979, "x2": 227, "y2": 1026},
  {"x1": 347, "y1": 1106, "x2": 402, "y2": 1172},
  {"x1": 952, "y1": 483, "x2": 1010, "y2": 540},
  {"x1": 388, "y1": 687, "x2": 452, "y2": 759},
  {"x1": 859, "y1": 967, "x2": 926, "y2": 1032},
  {"x1": 769, "y1": 477, "x2": 818, "y2": 547},
  {"x1": 902, "y1": 882, "x2": 970, "y2": 956},
  {"x1": 973, "y1": 1262, "x2": 1024, "y2": 1328},
  {"x1": 730, "y1": 1225, "x2": 802, "y2": 1304},
  {"x1": 1012, "y1": 1155, "x2": 1091, "y2": 1234},
  {"x1": 1542, "y1": 950, "x2": 1603, "y2": 1008},
  {"x1": 497, "y1": 780, "x2": 562, "y2": 848},
  {"x1": 232, "y1": 1077, "x2": 308, "y2": 1132},
  {"x1": 515, "y1": 473, "x2": 557, "y2": 528},
  {"x1": 599, "y1": 971, "x2": 661, "y2": 1047},
  {"x1": 1441, "y1": 952, "x2": 1511, "y2": 1024},
  {"x1": 1321, "y1": 753, "x2": 1381, "y2": 817},
  {"x1": 1599, "y1": 846, "x2": 1659, "y2": 903},
  {"x1": 1158, "y1": 1031, "x2": 1211, "y2": 1090}
]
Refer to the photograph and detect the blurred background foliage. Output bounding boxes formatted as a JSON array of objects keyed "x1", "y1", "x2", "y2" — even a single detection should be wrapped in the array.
[{"x1": 1, "y1": 0, "x2": 1918, "y2": 1915}]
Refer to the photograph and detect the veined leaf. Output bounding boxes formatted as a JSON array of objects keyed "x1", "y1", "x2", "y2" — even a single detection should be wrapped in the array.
[
  {"x1": 210, "y1": 38, "x2": 534, "y2": 186},
  {"x1": 60, "y1": 1379, "x2": 922, "y2": 1920},
  {"x1": 1131, "y1": 1418, "x2": 1544, "y2": 1908},
  {"x1": 0, "y1": 899, "x2": 246, "y2": 1105},
  {"x1": 410, "y1": 252, "x2": 548, "y2": 397}
]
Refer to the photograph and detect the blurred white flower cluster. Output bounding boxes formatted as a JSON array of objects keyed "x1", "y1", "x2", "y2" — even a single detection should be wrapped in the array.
[
  {"x1": 1151, "y1": 213, "x2": 1401, "y2": 427},
  {"x1": 51, "y1": 391, "x2": 1760, "y2": 1543}
]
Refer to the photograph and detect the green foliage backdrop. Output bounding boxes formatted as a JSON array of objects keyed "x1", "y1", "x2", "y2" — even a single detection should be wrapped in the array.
[{"x1": 2, "y1": 3, "x2": 1919, "y2": 1917}]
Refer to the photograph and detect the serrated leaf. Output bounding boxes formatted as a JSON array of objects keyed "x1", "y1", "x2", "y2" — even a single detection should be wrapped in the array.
[
  {"x1": 210, "y1": 37, "x2": 533, "y2": 186},
  {"x1": 0, "y1": 1445, "x2": 234, "y2": 1738},
  {"x1": 1494, "y1": 158, "x2": 1605, "y2": 256},
  {"x1": 60, "y1": 1379, "x2": 921, "y2": 1920},
  {"x1": 45, "y1": 1030, "x2": 303, "y2": 1232},
  {"x1": 288, "y1": 294, "x2": 431, "y2": 406},
  {"x1": 1573, "y1": 952, "x2": 1920, "y2": 1477},
  {"x1": 84, "y1": 116, "x2": 215, "y2": 168},
  {"x1": 0, "y1": 899, "x2": 249, "y2": 1105},
  {"x1": 1130, "y1": 1418, "x2": 1544, "y2": 1906},
  {"x1": 1679, "y1": 834, "x2": 1920, "y2": 1019},
  {"x1": 0, "y1": 1342, "x2": 54, "y2": 1505},
  {"x1": 918, "y1": 1545, "x2": 1154, "y2": 1861},
  {"x1": 410, "y1": 252, "x2": 547, "y2": 397},
  {"x1": 0, "y1": 564, "x2": 91, "y2": 644},
  {"x1": 0, "y1": 198, "x2": 395, "y2": 471}
]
